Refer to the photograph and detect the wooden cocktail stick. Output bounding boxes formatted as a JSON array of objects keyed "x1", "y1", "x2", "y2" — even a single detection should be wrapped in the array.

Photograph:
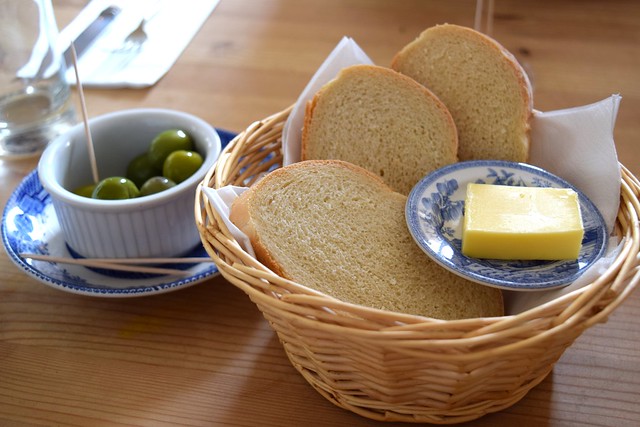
[
  {"x1": 20, "y1": 253, "x2": 213, "y2": 277},
  {"x1": 70, "y1": 43, "x2": 99, "y2": 184}
]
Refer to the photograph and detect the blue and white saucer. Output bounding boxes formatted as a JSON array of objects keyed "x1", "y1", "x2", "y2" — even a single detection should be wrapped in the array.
[
  {"x1": 405, "y1": 160, "x2": 608, "y2": 291},
  {"x1": 0, "y1": 129, "x2": 235, "y2": 297}
]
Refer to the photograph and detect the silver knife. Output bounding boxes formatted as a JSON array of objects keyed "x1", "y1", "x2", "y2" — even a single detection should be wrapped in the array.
[{"x1": 63, "y1": 6, "x2": 121, "y2": 68}]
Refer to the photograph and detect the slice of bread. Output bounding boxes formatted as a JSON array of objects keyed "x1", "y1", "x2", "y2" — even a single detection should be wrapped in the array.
[
  {"x1": 391, "y1": 24, "x2": 533, "y2": 162},
  {"x1": 230, "y1": 160, "x2": 504, "y2": 320},
  {"x1": 301, "y1": 64, "x2": 458, "y2": 195}
]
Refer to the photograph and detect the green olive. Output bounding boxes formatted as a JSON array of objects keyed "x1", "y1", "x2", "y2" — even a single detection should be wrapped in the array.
[
  {"x1": 139, "y1": 176, "x2": 176, "y2": 196},
  {"x1": 162, "y1": 150, "x2": 203, "y2": 184},
  {"x1": 72, "y1": 183, "x2": 96, "y2": 198},
  {"x1": 148, "y1": 129, "x2": 194, "y2": 169},
  {"x1": 126, "y1": 152, "x2": 161, "y2": 188},
  {"x1": 92, "y1": 177, "x2": 140, "y2": 200}
]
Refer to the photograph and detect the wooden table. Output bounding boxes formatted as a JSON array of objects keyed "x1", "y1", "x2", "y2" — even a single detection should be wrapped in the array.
[{"x1": 2, "y1": 1, "x2": 639, "y2": 425}]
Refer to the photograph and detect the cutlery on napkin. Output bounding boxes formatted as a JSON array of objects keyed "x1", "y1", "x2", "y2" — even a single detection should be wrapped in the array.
[{"x1": 59, "y1": 0, "x2": 220, "y2": 88}]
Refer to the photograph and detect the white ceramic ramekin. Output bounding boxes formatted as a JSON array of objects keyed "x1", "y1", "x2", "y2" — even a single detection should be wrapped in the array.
[{"x1": 38, "y1": 108, "x2": 221, "y2": 259}]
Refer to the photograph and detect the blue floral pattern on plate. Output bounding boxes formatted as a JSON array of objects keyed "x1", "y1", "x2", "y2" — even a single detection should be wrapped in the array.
[
  {"x1": 405, "y1": 160, "x2": 608, "y2": 290},
  {"x1": 0, "y1": 129, "x2": 235, "y2": 297}
]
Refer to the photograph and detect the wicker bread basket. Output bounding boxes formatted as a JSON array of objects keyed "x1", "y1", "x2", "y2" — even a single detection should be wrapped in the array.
[{"x1": 195, "y1": 105, "x2": 640, "y2": 424}]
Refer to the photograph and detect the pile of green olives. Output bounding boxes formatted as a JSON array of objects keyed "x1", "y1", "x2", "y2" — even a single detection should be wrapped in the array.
[{"x1": 73, "y1": 129, "x2": 204, "y2": 200}]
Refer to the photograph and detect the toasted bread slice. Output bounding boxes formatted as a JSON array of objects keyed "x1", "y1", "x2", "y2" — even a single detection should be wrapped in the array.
[
  {"x1": 392, "y1": 24, "x2": 533, "y2": 162},
  {"x1": 301, "y1": 64, "x2": 458, "y2": 195},
  {"x1": 230, "y1": 160, "x2": 504, "y2": 320}
]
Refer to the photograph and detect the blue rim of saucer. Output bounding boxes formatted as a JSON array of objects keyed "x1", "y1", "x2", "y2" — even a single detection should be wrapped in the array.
[
  {"x1": 1, "y1": 128, "x2": 236, "y2": 297},
  {"x1": 405, "y1": 160, "x2": 609, "y2": 291}
]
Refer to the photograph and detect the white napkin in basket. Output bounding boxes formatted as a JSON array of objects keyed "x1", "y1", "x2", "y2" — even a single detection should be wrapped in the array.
[
  {"x1": 203, "y1": 185, "x2": 255, "y2": 258},
  {"x1": 529, "y1": 95, "x2": 621, "y2": 234},
  {"x1": 202, "y1": 37, "x2": 624, "y2": 315}
]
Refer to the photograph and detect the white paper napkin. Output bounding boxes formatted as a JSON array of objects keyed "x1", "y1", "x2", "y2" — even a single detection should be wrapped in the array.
[
  {"x1": 59, "y1": 0, "x2": 220, "y2": 88},
  {"x1": 203, "y1": 37, "x2": 625, "y2": 315},
  {"x1": 529, "y1": 96, "x2": 621, "y2": 234},
  {"x1": 203, "y1": 186, "x2": 255, "y2": 258}
]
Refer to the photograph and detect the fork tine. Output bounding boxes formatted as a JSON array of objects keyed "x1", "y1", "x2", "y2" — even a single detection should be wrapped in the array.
[{"x1": 112, "y1": 18, "x2": 148, "y2": 53}]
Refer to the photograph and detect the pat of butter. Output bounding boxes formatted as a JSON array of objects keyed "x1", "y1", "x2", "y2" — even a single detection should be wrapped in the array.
[{"x1": 462, "y1": 183, "x2": 584, "y2": 260}]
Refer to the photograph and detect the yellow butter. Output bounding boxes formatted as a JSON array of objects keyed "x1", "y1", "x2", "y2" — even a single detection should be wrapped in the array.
[{"x1": 462, "y1": 183, "x2": 584, "y2": 260}]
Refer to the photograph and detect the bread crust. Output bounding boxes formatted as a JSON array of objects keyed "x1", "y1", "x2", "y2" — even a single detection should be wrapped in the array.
[{"x1": 229, "y1": 188, "x2": 288, "y2": 279}]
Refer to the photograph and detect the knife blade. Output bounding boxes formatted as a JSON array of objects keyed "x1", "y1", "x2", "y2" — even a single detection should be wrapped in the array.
[{"x1": 63, "y1": 6, "x2": 121, "y2": 69}]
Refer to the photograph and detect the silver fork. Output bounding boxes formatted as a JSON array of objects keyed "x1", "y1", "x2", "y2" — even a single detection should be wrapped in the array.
[
  {"x1": 113, "y1": 18, "x2": 148, "y2": 53},
  {"x1": 112, "y1": 1, "x2": 162, "y2": 53}
]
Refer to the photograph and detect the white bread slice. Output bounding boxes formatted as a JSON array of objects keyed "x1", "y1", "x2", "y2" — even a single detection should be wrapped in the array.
[
  {"x1": 301, "y1": 64, "x2": 458, "y2": 195},
  {"x1": 391, "y1": 24, "x2": 533, "y2": 162},
  {"x1": 230, "y1": 160, "x2": 504, "y2": 320}
]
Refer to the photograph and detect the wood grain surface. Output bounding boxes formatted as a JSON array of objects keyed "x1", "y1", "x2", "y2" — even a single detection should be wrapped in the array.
[{"x1": 1, "y1": 1, "x2": 639, "y2": 426}]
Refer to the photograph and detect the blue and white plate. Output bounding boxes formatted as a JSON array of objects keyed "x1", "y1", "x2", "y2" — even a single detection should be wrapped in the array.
[
  {"x1": 406, "y1": 160, "x2": 608, "y2": 291},
  {"x1": 0, "y1": 129, "x2": 235, "y2": 297}
]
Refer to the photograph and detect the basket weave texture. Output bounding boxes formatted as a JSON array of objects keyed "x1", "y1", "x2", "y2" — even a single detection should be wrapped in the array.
[{"x1": 195, "y1": 106, "x2": 640, "y2": 424}]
